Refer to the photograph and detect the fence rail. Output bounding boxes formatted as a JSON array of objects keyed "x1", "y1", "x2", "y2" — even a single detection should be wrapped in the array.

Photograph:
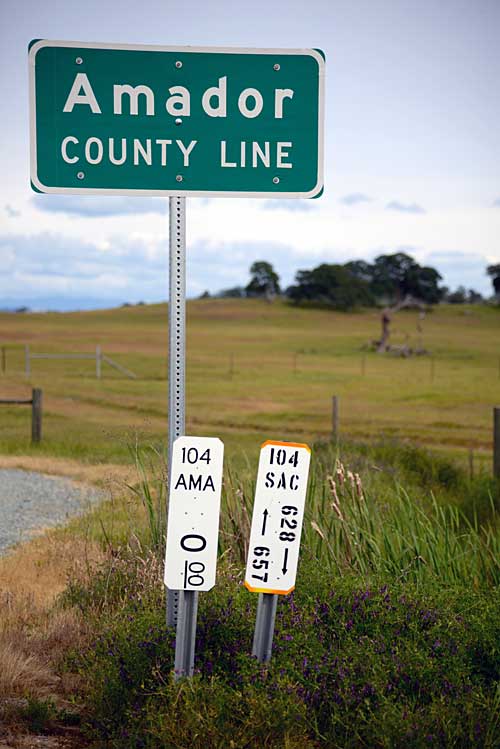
[{"x1": 23, "y1": 345, "x2": 136, "y2": 379}]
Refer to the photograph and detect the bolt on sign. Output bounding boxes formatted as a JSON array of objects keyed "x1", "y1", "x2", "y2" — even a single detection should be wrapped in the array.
[
  {"x1": 164, "y1": 436, "x2": 224, "y2": 592},
  {"x1": 28, "y1": 40, "x2": 324, "y2": 198},
  {"x1": 245, "y1": 441, "x2": 311, "y2": 595}
]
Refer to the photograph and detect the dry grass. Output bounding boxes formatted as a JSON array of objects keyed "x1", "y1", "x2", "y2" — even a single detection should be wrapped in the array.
[
  {"x1": 0, "y1": 531, "x2": 105, "y2": 705},
  {"x1": 0, "y1": 455, "x2": 133, "y2": 487},
  {"x1": 0, "y1": 734, "x2": 84, "y2": 749},
  {"x1": 1, "y1": 301, "x2": 498, "y2": 469},
  {"x1": 0, "y1": 534, "x2": 105, "y2": 747},
  {"x1": 0, "y1": 457, "x2": 125, "y2": 745},
  {"x1": 0, "y1": 533, "x2": 103, "y2": 607}
]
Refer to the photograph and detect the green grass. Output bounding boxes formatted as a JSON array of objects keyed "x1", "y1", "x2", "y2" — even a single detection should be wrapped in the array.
[{"x1": 0, "y1": 300, "x2": 499, "y2": 469}]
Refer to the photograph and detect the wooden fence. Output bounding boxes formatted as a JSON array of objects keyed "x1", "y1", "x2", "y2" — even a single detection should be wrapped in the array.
[
  {"x1": 332, "y1": 395, "x2": 500, "y2": 480},
  {"x1": 23, "y1": 345, "x2": 137, "y2": 379}
]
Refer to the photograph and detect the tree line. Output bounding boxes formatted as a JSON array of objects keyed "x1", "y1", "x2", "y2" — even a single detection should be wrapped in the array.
[{"x1": 211, "y1": 254, "x2": 500, "y2": 310}]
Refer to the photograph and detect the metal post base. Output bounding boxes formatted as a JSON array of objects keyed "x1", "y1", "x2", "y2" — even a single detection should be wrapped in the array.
[
  {"x1": 166, "y1": 589, "x2": 180, "y2": 628},
  {"x1": 252, "y1": 593, "x2": 278, "y2": 663},
  {"x1": 174, "y1": 590, "x2": 199, "y2": 680}
]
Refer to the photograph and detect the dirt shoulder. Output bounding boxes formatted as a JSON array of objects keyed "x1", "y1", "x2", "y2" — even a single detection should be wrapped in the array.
[{"x1": 0, "y1": 455, "x2": 133, "y2": 488}]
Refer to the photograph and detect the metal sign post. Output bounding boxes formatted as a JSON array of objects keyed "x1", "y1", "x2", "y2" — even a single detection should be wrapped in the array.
[
  {"x1": 174, "y1": 586, "x2": 199, "y2": 678},
  {"x1": 166, "y1": 196, "x2": 186, "y2": 628}
]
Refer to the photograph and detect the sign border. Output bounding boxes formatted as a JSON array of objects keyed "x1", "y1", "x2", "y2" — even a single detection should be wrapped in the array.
[
  {"x1": 244, "y1": 439, "x2": 311, "y2": 596},
  {"x1": 164, "y1": 435, "x2": 225, "y2": 593},
  {"x1": 29, "y1": 40, "x2": 325, "y2": 199}
]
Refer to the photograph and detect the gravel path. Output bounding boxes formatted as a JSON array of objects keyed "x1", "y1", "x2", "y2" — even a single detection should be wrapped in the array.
[{"x1": 0, "y1": 469, "x2": 102, "y2": 554}]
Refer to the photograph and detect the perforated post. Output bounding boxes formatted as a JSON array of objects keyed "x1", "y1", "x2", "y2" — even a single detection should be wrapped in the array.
[
  {"x1": 174, "y1": 578, "x2": 199, "y2": 680},
  {"x1": 167, "y1": 197, "x2": 187, "y2": 629}
]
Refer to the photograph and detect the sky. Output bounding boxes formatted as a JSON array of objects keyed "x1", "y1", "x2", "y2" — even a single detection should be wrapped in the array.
[{"x1": 1, "y1": 0, "x2": 499, "y2": 310}]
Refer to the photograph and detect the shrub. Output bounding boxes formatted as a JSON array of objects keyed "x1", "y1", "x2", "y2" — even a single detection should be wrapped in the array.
[{"x1": 69, "y1": 554, "x2": 500, "y2": 748}]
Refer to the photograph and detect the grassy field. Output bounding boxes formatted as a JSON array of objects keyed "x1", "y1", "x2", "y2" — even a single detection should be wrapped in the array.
[
  {"x1": 0, "y1": 299, "x2": 498, "y2": 471},
  {"x1": 1, "y1": 299, "x2": 499, "y2": 747}
]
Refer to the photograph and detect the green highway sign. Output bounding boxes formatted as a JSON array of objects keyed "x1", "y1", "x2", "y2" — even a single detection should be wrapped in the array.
[{"x1": 29, "y1": 41, "x2": 325, "y2": 198}]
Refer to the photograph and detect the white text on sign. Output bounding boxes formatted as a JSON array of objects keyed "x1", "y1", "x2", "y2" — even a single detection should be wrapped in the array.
[
  {"x1": 245, "y1": 441, "x2": 311, "y2": 595},
  {"x1": 164, "y1": 436, "x2": 224, "y2": 592},
  {"x1": 59, "y1": 74, "x2": 295, "y2": 171}
]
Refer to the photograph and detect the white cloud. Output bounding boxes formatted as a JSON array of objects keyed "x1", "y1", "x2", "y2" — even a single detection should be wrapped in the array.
[
  {"x1": 32, "y1": 195, "x2": 165, "y2": 217},
  {"x1": 424, "y1": 250, "x2": 491, "y2": 293},
  {"x1": 261, "y1": 199, "x2": 316, "y2": 212},
  {"x1": 2, "y1": 178, "x2": 500, "y2": 308},
  {"x1": 339, "y1": 193, "x2": 372, "y2": 205},
  {"x1": 385, "y1": 201, "x2": 426, "y2": 215},
  {"x1": 4, "y1": 204, "x2": 20, "y2": 218}
]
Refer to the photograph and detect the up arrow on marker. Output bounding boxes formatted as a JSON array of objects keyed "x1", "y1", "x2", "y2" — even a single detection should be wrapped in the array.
[{"x1": 261, "y1": 509, "x2": 269, "y2": 536}]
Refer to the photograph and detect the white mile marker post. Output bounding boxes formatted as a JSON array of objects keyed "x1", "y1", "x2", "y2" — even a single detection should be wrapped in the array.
[
  {"x1": 165, "y1": 436, "x2": 224, "y2": 679},
  {"x1": 245, "y1": 440, "x2": 311, "y2": 663}
]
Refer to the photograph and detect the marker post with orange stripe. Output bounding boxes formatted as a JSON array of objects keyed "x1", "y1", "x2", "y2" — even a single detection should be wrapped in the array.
[{"x1": 245, "y1": 440, "x2": 311, "y2": 662}]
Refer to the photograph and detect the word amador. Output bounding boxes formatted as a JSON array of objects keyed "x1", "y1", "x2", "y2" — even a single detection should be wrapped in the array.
[{"x1": 64, "y1": 73, "x2": 295, "y2": 120}]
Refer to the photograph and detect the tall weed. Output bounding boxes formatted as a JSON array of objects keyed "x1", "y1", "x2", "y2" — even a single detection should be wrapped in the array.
[{"x1": 220, "y1": 443, "x2": 500, "y2": 587}]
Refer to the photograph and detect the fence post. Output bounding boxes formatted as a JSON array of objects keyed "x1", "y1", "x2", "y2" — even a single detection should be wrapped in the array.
[
  {"x1": 31, "y1": 388, "x2": 42, "y2": 444},
  {"x1": 332, "y1": 395, "x2": 339, "y2": 443},
  {"x1": 96, "y1": 345, "x2": 102, "y2": 379},
  {"x1": 25, "y1": 344, "x2": 30, "y2": 378},
  {"x1": 1, "y1": 346, "x2": 5, "y2": 374},
  {"x1": 494, "y1": 408, "x2": 500, "y2": 479}
]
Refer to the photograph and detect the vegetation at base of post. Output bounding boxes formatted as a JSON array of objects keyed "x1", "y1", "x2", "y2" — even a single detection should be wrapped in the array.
[
  {"x1": 63, "y1": 571, "x2": 500, "y2": 748},
  {"x1": 22, "y1": 441, "x2": 489, "y2": 747}
]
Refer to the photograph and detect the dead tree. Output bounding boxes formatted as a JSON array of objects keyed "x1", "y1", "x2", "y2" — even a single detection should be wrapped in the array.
[{"x1": 376, "y1": 295, "x2": 427, "y2": 354}]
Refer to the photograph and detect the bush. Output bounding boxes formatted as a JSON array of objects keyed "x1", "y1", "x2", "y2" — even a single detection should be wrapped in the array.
[{"x1": 69, "y1": 555, "x2": 500, "y2": 748}]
